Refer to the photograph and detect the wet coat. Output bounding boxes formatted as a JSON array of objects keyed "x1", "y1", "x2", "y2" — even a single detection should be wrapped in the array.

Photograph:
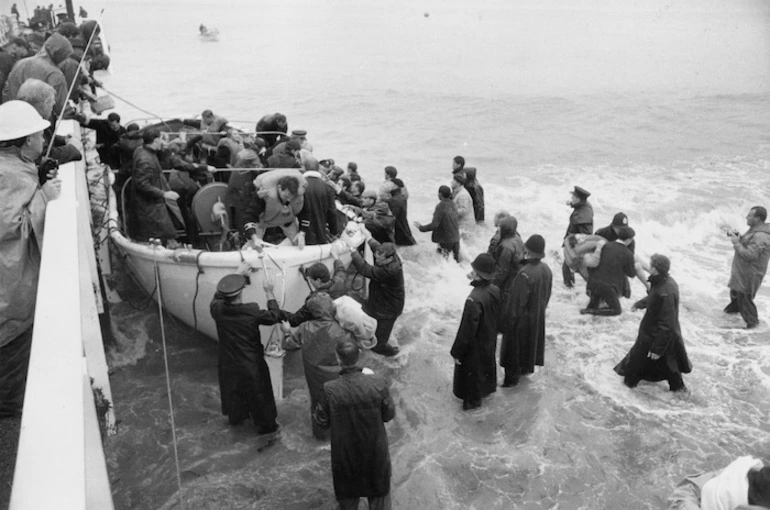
[
  {"x1": 614, "y1": 274, "x2": 692, "y2": 382},
  {"x1": 384, "y1": 191, "x2": 416, "y2": 246},
  {"x1": 728, "y1": 223, "x2": 770, "y2": 296},
  {"x1": 283, "y1": 294, "x2": 354, "y2": 419},
  {"x1": 0, "y1": 147, "x2": 47, "y2": 347},
  {"x1": 3, "y1": 33, "x2": 72, "y2": 115},
  {"x1": 499, "y1": 260, "x2": 552, "y2": 372},
  {"x1": 351, "y1": 239, "x2": 405, "y2": 320},
  {"x1": 313, "y1": 366, "x2": 395, "y2": 499},
  {"x1": 595, "y1": 224, "x2": 636, "y2": 297},
  {"x1": 210, "y1": 294, "x2": 288, "y2": 429},
  {"x1": 243, "y1": 185, "x2": 304, "y2": 230},
  {"x1": 464, "y1": 167, "x2": 485, "y2": 222},
  {"x1": 450, "y1": 280, "x2": 501, "y2": 403},
  {"x1": 297, "y1": 171, "x2": 339, "y2": 245},
  {"x1": 418, "y1": 197, "x2": 459, "y2": 245},
  {"x1": 492, "y1": 220, "x2": 526, "y2": 308},
  {"x1": 565, "y1": 201, "x2": 593, "y2": 237},
  {"x1": 128, "y1": 144, "x2": 178, "y2": 241}
]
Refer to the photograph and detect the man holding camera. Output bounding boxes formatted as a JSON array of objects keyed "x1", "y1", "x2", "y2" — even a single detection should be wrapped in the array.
[{"x1": 725, "y1": 206, "x2": 770, "y2": 329}]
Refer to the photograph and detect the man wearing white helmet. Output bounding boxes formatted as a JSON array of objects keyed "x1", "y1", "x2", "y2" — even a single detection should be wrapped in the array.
[{"x1": 0, "y1": 100, "x2": 60, "y2": 417}]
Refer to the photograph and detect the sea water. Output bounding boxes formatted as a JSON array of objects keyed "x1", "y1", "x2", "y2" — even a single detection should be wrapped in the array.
[{"x1": 92, "y1": 0, "x2": 770, "y2": 508}]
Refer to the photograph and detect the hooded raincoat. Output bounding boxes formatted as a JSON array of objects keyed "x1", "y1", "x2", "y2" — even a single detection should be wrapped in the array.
[
  {"x1": 128, "y1": 144, "x2": 178, "y2": 242},
  {"x1": 283, "y1": 293, "x2": 354, "y2": 438},
  {"x1": 492, "y1": 218, "x2": 526, "y2": 309},
  {"x1": 4, "y1": 33, "x2": 72, "y2": 115}
]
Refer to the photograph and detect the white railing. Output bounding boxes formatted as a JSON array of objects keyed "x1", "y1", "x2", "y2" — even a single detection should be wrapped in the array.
[{"x1": 10, "y1": 122, "x2": 114, "y2": 509}]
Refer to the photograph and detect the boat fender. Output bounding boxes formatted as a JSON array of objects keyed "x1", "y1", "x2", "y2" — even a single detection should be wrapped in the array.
[{"x1": 334, "y1": 295, "x2": 377, "y2": 349}]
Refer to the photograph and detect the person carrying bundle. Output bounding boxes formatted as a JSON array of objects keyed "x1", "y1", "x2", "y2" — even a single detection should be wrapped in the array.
[{"x1": 242, "y1": 168, "x2": 307, "y2": 247}]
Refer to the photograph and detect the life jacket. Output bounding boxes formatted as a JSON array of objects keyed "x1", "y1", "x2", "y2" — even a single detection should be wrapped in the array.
[{"x1": 253, "y1": 169, "x2": 307, "y2": 227}]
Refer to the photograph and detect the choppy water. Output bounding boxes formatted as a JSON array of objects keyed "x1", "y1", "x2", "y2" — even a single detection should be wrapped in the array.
[{"x1": 91, "y1": 0, "x2": 770, "y2": 508}]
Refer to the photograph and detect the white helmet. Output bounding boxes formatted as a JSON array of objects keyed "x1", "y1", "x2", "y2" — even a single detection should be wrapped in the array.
[{"x1": 0, "y1": 100, "x2": 51, "y2": 142}]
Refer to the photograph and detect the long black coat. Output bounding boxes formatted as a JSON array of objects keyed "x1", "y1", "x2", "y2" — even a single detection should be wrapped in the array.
[
  {"x1": 351, "y1": 240, "x2": 405, "y2": 320},
  {"x1": 210, "y1": 294, "x2": 287, "y2": 428},
  {"x1": 313, "y1": 367, "x2": 395, "y2": 499},
  {"x1": 614, "y1": 274, "x2": 692, "y2": 381},
  {"x1": 297, "y1": 172, "x2": 339, "y2": 245},
  {"x1": 129, "y1": 145, "x2": 179, "y2": 242},
  {"x1": 385, "y1": 193, "x2": 416, "y2": 246},
  {"x1": 450, "y1": 280, "x2": 501, "y2": 402},
  {"x1": 500, "y1": 260, "x2": 552, "y2": 373}
]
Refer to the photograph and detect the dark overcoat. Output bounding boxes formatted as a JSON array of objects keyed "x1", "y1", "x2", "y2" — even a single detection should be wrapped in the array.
[
  {"x1": 128, "y1": 145, "x2": 178, "y2": 241},
  {"x1": 314, "y1": 367, "x2": 396, "y2": 499},
  {"x1": 493, "y1": 233, "x2": 526, "y2": 311},
  {"x1": 500, "y1": 260, "x2": 553, "y2": 372},
  {"x1": 450, "y1": 280, "x2": 501, "y2": 402},
  {"x1": 614, "y1": 274, "x2": 692, "y2": 381},
  {"x1": 210, "y1": 294, "x2": 287, "y2": 428},
  {"x1": 385, "y1": 193, "x2": 417, "y2": 246},
  {"x1": 351, "y1": 240, "x2": 405, "y2": 320}
]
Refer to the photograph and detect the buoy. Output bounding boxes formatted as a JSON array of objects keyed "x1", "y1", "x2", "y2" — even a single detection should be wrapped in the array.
[{"x1": 424, "y1": 12, "x2": 429, "y2": 18}]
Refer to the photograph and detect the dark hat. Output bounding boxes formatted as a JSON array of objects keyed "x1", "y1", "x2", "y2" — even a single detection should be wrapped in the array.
[
  {"x1": 376, "y1": 242, "x2": 397, "y2": 257},
  {"x1": 471, "y1": 253, "x2": 495, "y2": 280},
  {"x1": 453, "y1": 173, "x2": 467, "y2": 185},
  {"x1": 650, "y1": 254, "x2": 671, "y2": 274},
  {"x1": 572, "y1": 186, "x2": 591, "y2": 199},
  {"x1": 216, "y1": 274, "x2": 247, "y2": 298},
  {"x1": 291, "y1": 129, "x2": 307, "y2": 137},
  {"x1": 347, "y1": 161, "x2": 357, "y2": 171},
  {"x1": 748, "y1": 466, "x2": 770, "y2": 508},
  {"x1": 612, "y1": 212, "x2": 629, "y2": 227},
  {"x1": 286, "y1": 140, "x2": 301, "y2": 151},
  {"x1": 616, "y1": 226, "x2": 635, "y2": 240},
  {"x1": 525, "y1": 234, "x2": 546, "y2": 259},
  {"x1": 305, "y1": 262, "x2": 331, "y2": 282}
]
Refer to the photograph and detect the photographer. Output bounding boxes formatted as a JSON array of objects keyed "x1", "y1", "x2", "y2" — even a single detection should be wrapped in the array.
[{"x1": 724, "y1": 206, "x2": 770, "y2": 329}]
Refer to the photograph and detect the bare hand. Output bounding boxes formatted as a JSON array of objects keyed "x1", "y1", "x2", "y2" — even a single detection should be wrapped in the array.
[
  {"x1": 208, "y1": 166, "x2": 217, "y2": 173},
  {"x1": 413, "y1": 221, "x2": 421, "y2": 229},
  {"x1": 647, "y1": 352, "x2": 661, "y2": 360},
  {"x1": 42, "y1": 178, "x2": 62, "y2": 201},
  {"x1": 454, "y1": 358, "x2": 462, "y2": 366},
  {"x1": 163, "y1": 190, "x2": 180, "y2": 200},
  {"x1": 235, "y1": 260, "x2": 256, "y2": 275},
  {"x1": 263, "y1": 279, "x2": 275, "y2": 295}
]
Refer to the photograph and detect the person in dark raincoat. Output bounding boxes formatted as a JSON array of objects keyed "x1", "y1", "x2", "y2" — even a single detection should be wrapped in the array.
[
  {"x1": 492, "y1": 216, "x2": 526, "y2": 309},
  {"x1": 283, "y1": 293, "x2": 355, "y2": 439},
  {"x1": 582, "y1": 226, "x2": 637, "y2": 316},
  {"x1": 354, "y1": 189, "x2": 396, "y2": 245},
  {"x1": 415, "y1": 185, "x2": 460, "y2": 261},
  {"x1": 384, "y1": 178, "x2": 416, "y2": 246},
  {"x1": 297, "y1": 164, "x2": 340, "y2": 245},
  {"x1": 128, "y1": 129, "x2": 181, "y2": 243},
  {"x1": 350, "y1": 232, "x2": 404, "y2": 357},
  {"x1": 725, "y1": 206, "x2": 770, "y2": 329},
  {"x1": 499, "y1": 235, "x2": 552, "y2": 387},
  {"x1": 210, "y1": 265, "x2": 290, "y2": 434},
  {"x1": 614, "y1": 254, "x2": 691, "y2": 392},
  {"x1": 450, "y1": 253, "x2": 501, "y2": 410},
  {"x1": 314, "y1": 339, "x2": 395, "y2": 510},
  {"x1": 562, "y1": 186, "x2": 593, "y2": 288}
]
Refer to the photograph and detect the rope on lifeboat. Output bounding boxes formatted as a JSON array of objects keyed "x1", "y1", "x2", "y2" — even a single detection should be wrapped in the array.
[{"x1": 152, "y1": 245, "x2": 185, "y2": 510}]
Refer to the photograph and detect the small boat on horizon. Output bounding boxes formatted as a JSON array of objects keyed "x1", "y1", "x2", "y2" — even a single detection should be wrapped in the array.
[{"x1": 198, "y1": 24, "x2": 219, "y2": 42}]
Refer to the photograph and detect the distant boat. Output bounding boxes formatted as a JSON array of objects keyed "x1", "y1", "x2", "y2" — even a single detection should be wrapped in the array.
[{"x1": 198, "y1": 24, "x2": 219, "y2": 42}]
